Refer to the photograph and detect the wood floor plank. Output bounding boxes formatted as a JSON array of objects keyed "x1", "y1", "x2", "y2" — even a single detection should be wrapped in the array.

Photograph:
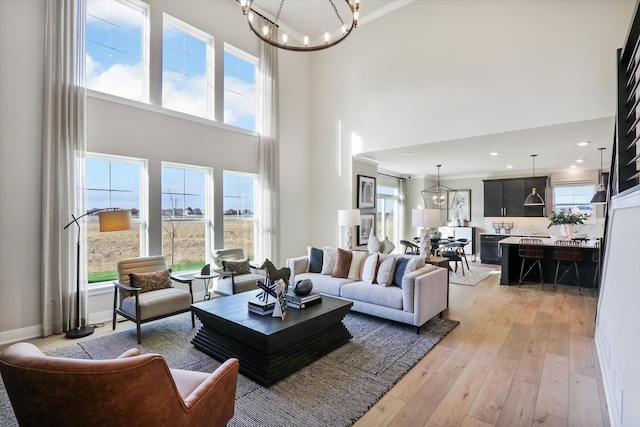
[
  {"x1": 569, "y1": 333, "x2": 596, "y2": 378},
  {"x1": 547, "y1": 321, "x2": 570, "y2": 357},
  {"x1": 467, "y1": 356, "x2": 519, "y2": 425},
  {"x1": 387, "y1": 344, "x2": 452, "y2": 402},
  {"x1": 437, "y1": 332, "x2": 488, "y2": 377},
  {"x1": 536, "y1": 353, "x2": 570, "y2": 419},
  {"x1": 513, "y1": 311, "x2": 552, "y2": 385},
  {"x1": 460, "y1": 415, "x2": 496, "y2": 427},
  {"x1": 496, "y1": 322, "x2": 530, "y2": 361},
  {"x1": 496, "y1": 379, "x2": 539, "y2": 427},
  {"x1": 532, "y1": 410, "x2": 568, "y2": 426},
  {"x1": 473, "y1": 324, "x2": 511, "y2": 363},
  {"x1": 353, "y1": 394, "x2": 407, "y2": 427},
  {"x1": 568, "y1": 372, "x2": 604, "y2": 427}
]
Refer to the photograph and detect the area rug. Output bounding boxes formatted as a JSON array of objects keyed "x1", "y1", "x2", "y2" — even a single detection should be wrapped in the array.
[
  {"x1": 0, "y1": 312, "x2": 458, "y2": 427},
  {"x1": 449, "y1": 265, "x2": 499, "y2": 286}
]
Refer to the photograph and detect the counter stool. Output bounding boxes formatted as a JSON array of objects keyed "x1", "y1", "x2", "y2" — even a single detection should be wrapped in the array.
[
  {"x1": 591, "y1": 240, "x2": 601, "y2": 297},
  {"x1": 553, "y1": 240, "x2": 582, "y2": 295},
  {"x1": 518, "y1": 238, "x2": 544, "y2": 288}
]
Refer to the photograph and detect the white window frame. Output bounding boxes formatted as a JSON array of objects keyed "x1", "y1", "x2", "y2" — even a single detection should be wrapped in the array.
[
  {"x1": 552, "y1": 184, "x2": 597, "y2": 224},
  {"x1": 223, "y1": 171, "x2": 257, "y2": 259},
  {"x1": 162, "y1": 14, "x2": 215, "y2": 120},
  {"x1": 223, "y1": 43, "x2": 258, "y2": 131},
  {"x1": 377, "y1": 184, "x2": 399, "y2": 245}
]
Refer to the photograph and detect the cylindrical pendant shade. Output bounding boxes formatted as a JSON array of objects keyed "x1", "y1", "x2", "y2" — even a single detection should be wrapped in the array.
[{"x1": 99, "y1": 210, "x2": 131, "y2": 232}]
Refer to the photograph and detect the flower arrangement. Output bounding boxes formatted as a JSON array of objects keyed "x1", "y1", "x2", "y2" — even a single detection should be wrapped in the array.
[{"x1": 547, "y1": 210, "x2": 590, "y2": 228}]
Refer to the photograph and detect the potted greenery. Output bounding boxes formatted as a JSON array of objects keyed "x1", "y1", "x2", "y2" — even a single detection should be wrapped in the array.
[{"x1": 547, "y1": 210, "x2": 590, "y2": 239}]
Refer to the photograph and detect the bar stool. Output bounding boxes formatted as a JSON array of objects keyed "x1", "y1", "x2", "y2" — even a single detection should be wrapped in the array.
[
  {"x1": 553, "y1": 240, "x2": 582, "y2": 295},
  {"x1": 591, "y1": 240, "x2": 601, "y2": 297},
  {"x1": 518, "y1": 238, "x2": 544, "y2": 288}
]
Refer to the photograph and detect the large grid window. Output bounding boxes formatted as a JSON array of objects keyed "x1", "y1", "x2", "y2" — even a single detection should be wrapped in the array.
[
  {"x1": 86, "y1": 155, "x2": 144, "y2": 283},
  {"x1": 553, "y1": 184, "x2": 596, "y2": 222},
  {"x1": 162, "y1": 15, "x2": 214, "y2": 119},
  {"x1": 85, "y1": 0, "x2": 149, "y2": 102},
  {"x1": 161, "y1": 164, "x2": 210, "y2": 271},
  {"x1": 224, "y1": 44, "x2": 257, "y2": 131},
  {"x1": 223, "y1": 172, "x2": 256, "y2": 259},
  {"x1": 377, "y1": 185, "x2": 397, "y2": 245}
]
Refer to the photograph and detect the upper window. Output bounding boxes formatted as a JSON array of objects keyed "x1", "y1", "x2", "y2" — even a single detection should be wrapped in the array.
[
  {"x1": 224, "y1": 44, "x2": 257, "y2": 131},
  {"x1": 223, "y1": 172, "x2": 256, "y2": 259},
  {"x1": 162, "y1": 15, "x2": 214, "y2": 119},
  {"x1": 553, "y1": 184, "x2": 596, "y2": 222},
  {"x1": 85, "y1": 0, "x2": 149, "y2": 102},
  {"x1": 161, "y1": 164, "x2": 210, "y2": 271},
  {"x1": 86, "y1": 155, "x2": 145, "y2": 283}
]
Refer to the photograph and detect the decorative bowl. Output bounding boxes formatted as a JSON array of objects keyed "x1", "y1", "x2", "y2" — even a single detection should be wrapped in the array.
[
  {"x1": 293, "y1": 279, "x2": 313, "y2": 296},
  {"x1": 573, "y1": 233, "x2": 588, "y2": 239},
  {"x1": 550, "y1": 234, "x2": 568, "y2": 242}
]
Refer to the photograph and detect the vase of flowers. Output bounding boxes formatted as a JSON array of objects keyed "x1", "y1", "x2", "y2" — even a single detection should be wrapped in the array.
[{"x1": 547, "y1": 210, "x2": 590, "y2": 239}]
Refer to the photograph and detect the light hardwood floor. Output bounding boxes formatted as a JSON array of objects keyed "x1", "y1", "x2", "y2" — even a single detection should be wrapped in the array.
[
  {"x1": 1, "y1": 264, "x2": 607, "y2": 427},
  {"x1": 355, "y1": 265, "x2": 607, "y2": 427}
]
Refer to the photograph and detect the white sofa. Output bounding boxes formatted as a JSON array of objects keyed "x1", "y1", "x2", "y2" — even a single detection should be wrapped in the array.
[{"x1": 286, "y1": 248, "x2": 448, "y2": 332}]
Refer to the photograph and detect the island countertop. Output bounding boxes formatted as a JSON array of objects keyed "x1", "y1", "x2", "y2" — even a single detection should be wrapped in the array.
[{"x1": 498, "y1": 236, "x2": 599, "y2": 248}]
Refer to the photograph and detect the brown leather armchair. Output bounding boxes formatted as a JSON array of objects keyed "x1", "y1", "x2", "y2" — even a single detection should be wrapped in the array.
[{"x1": 0, "y1": 342, "x2": 239, "y2": 427}]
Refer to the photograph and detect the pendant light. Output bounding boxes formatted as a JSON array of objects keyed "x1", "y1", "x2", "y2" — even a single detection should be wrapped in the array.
[
  {"x1": 524, "y1": 154, "x2": 545, "y2": 206},
  {"x1": 421, "y1": 165, "x2": 457, "y2": 210},
  {"x1": 590, "y1": 147, "x2": 607, "y2": 204}
]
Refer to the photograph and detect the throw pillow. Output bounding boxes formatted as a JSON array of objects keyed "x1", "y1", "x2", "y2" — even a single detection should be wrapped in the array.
[
  {"x1": 404, "y1": 256, "x2": 425, "y2": 275},
  {"x1": 308, "y1": 247, "x2": 323, "y2": 273},
  {"x1": 361, "y1": 253, "x2": 380, "y2": 284},
  {"x1": 321, "y1": 247, "x2": 338, "y2": 275},
  {"x1": 222, "y1": 259, "x2": 251, "y2": 275},
  {"x1": 331, "y1": 248, "x2": 353, "y2": 278},
  {"x1": 129, "y1": 269, "x2": 172, "y2": 293},
  {"x1": 348, "y1": 251, "x2": 368, "y2": 281},
  {"x1": 393, "y1": 257, "x2": 410, "y2": 288},
  {"x1": 376, "y1": 254, "x2": 397, "y2": 287}
]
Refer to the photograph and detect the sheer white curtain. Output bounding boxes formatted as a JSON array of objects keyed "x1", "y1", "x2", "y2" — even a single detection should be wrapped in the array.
[
  {"x1": 255, "y1": 31, "x2": 280, "y2": 265},
  {"x1": 41, "y1": 0, "x2": 87, "y2": 336}
]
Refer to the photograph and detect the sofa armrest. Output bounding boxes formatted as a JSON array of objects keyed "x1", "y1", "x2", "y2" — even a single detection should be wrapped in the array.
[
  {"x1": 412, "y1": 267, "x2": 448, "y2": 327},
  {"x1": 286, "y1": 256, "x2": 309, "y2": 283}
]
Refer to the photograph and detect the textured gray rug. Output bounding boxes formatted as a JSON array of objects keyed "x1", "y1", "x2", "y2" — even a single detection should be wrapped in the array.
[
  {"x1": 0, "y1": 312, "x2": 458, "y2": 427},
  {"x1": 449, "y1": 265, "x2": 499, "y2": 286}
]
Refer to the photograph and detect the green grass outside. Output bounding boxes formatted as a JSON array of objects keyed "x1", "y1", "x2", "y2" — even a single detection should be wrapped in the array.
[{"x1": 88, "y1": 262, "x2": 205, "y2": 283}]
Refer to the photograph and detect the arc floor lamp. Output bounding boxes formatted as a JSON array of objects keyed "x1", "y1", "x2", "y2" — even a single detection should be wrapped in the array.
[{"x1": 63, "y1": 208, "x2": 131, "y2": 338}]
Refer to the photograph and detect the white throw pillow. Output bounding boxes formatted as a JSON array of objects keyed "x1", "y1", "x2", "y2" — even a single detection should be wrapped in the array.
[
  {"x1": 376, "y1": 254, "x2": 397, "y2": 287},
  {"x1": 404, "y1": 256, "x2": 425, "y2": 275},
  {"x1": 348, "y1": 251, "x2": 368, "y2": 281},
  {"x1": 321, "y1": 247, "x2": 338, "y2": 275},
  {"x1": 361, "y1": 253, "x2": 379, "y2": 284}
]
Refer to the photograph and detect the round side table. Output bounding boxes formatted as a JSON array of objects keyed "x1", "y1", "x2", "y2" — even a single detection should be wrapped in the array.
[{"x1": 193, "y1": 273, "x2": 219, "y2": 300}]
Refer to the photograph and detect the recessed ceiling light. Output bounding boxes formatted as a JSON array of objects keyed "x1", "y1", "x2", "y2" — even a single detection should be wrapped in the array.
[
  {"x1": 401, "y1": 151, "x2": 414, "y2": 156},
  {"x1": 490, "y1": 152, "x2": 499, "y2": 156},
  {"x1": 577, "y1": 141, "x2": 590, "y2": 147},
  {"x1": 576, "y1": 159, "x2": 584, "y2": 163},
  {"x1": 570, "y1": 164, "x2": 577, "y2": 168},
  {"x1": 507, "y1": 165, "x2": 513, "y2": 169}
]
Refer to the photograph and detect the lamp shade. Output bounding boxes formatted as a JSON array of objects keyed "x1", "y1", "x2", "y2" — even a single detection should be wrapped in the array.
[
  {"x1": 338, "y1": 209, "x2": 360, "y2": 226},
  {"x1": 524, "y1": 188, "x2": 545, "y2": 206},
  {"x1": 590, "y1": 188, "x2": 607, "y2": 204},
  {"x1": 99, "y1": 210, "x2": 131, "y2": 232},
  {"x1": 412, "y1": 209, "x2": 440, "y2": 228}
]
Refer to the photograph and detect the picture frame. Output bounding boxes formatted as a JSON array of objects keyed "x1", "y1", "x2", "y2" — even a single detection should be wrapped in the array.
[
  {"x1": 357, "y1": 175, "x2": 376, "y2": 209},
  {"x1": 447, "y1": 189, "x2": 471, "y2": 223},
  {"x1": 357, "y1": 213, "x2": 375, "y2": 246}
]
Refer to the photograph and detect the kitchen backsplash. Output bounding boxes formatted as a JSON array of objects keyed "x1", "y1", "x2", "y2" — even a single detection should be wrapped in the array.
[{"x1": 476, "y1": 217, "x2": 605, "y2": 238}]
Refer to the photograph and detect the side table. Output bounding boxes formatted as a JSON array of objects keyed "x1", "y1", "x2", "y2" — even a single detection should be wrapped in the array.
[
  {"x1": 194, "y1": 273, "x2": 219, "y2": 300},
  {"x1": 425, "y1": 256, "x2": 450, "y2": 306}
]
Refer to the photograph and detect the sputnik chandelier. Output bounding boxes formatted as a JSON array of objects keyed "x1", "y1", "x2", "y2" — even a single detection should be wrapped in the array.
[{"x1": 239, "y1": 0, "x2": 360, "y2": 52}]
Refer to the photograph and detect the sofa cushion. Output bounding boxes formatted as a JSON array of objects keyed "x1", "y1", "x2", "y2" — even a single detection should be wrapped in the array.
[
  {"x1": 348, "y1": 251, "x2": 367, "y2": 281},
  {"x1": 393, "y1": 257, "x2": 410, "y2": 288},
  {"x1": 129, "y1": 269, "x2": 172, "y2": 293},
  {"x1": 293, "y1": 272, "x2": 351, "y2": 297},
  {"x1": 340, "y1": 281, "x2": 403, "y2": 310},
  {"x1": 321, "y1": 247, "x2": 338, "y2": 275},
  {"x1": 331, "y1": 248, "x2": 352, "y2": 278},
  {"x1": 222, "y1": 259, "x2": 250, "y2": 275},
  {"x1": 308, "y1": 247, "x2": 323, "y2": 273},
  {"x1": 361, "y1": 253, "x2": 379, "y2": 284},
  {"x1": 376, "y1": 254, "x2": 396, "y2": 287}
]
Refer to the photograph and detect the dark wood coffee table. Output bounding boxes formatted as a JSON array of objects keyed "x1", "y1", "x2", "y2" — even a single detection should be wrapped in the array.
[{"x1": 191, "y1": 292, "x2": 353, "y2": 386}]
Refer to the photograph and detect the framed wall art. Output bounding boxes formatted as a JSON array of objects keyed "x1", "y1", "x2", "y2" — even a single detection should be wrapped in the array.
[
  {"x1": 447, "y1": 189, "x2": 471, "y2": 223},
  {"x1": 357, "y1": 175, "x2": 376, "y2": 209},
  {"x1": 357, "y1": 213, "x2": 375, "y2": 246}
]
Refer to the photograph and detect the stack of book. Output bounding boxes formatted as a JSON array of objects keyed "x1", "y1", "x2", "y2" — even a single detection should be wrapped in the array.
[
  {"x1": 248, "y1": 296, "x2": 276, "y2": 315},
  {"x1": 285, "y1": 291, "x2": 322, "y2": 309}
]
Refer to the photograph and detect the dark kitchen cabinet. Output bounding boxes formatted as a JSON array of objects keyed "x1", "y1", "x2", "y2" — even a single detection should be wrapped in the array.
[
  {"x1": 480, "y1": 234, "x2": 505, "y2": 264},
  {"x1": 483, "y1": 177, "x2": 547, "y2": 217}
]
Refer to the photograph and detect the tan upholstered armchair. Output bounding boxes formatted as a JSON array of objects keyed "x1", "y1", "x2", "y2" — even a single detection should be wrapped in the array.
[
  {"x1": 113, "y1": 255, "x2": 194, "y2": 343},
  {"x1": 212, "y1": 248, "x2": 265, "y2": 295},
  {"x1": 0, "y1": 342, "x2": 239, "y2": 427}
]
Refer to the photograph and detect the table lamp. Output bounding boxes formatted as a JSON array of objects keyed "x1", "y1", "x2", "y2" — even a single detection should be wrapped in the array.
[
  {"x1": 412, "y1": 208, "x2": 440, "y2": 257},
  {"x1": 338, "y1": 209, "x2": 361, "y2": 250}
]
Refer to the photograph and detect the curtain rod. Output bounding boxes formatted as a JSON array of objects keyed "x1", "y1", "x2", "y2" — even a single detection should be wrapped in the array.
[{"x1": 377, "y1": 172, "x2": 406, "y2": 180}]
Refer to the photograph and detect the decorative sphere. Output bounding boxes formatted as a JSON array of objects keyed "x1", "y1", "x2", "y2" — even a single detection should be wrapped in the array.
[{"x1": 293, "y1": 279, "x2": 313, "y2": 296}]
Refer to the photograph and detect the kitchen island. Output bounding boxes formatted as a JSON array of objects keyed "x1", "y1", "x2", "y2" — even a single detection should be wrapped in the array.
[{"x1": 498, "y1": 236, "x2": 600, "y2": 290}]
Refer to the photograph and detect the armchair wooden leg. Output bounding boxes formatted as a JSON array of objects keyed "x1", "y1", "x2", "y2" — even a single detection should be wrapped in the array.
[
  {"x1": 136, "y1": 321, "x2": 142, "y2": 345},
  {"x1": 191, "y1": 310, "x2": 195, "y2": 327}
]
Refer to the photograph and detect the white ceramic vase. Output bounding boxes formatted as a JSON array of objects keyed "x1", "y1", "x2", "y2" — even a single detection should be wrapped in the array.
[
  {"x1": 367, "y1": 229, "x2": 380, "y2": 254},
  {"x1": 560, "y1": 224, "x2": 574, "y2": 239}
]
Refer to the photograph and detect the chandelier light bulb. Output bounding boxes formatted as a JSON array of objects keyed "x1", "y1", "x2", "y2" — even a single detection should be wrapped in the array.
[
  {"x1": 304, "y1": 36, "x2": 309, "y2": 46},
  {"x1": 282, "y1": 33, "x2": 288, "y2": 44},
  {"x1": 342, "y1": 25, "x2": 347, "y2": 34},
  {"x1": 248, "y1": 12, "x2": 254, "y2": 23},
  {"x1": 324, "y1": 32, "x2": 330, "y2": 43},
  {"x1": 262, "y1": 25, "x2": 269, "y2": 37}
]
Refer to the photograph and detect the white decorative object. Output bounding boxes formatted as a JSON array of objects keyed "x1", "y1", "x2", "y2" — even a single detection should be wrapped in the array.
[
  {"x1": 381, "y1": 237, "x2": 395, "y2": 254},
  {"x1": 338, "y1": 209, "x2": 361, "y2": 250},
  {"x1": 367, "y1": 229, "x2": 380, "y2": 254},
  {"x1": 560, "y1": 224, "x2": 574, "y2": 239},
  {"x1": 412, "y1": 208, "x2": 440, "y2": 257}
]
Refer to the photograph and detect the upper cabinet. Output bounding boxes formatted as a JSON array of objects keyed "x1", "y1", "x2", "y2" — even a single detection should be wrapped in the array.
[{"x1": 483, "y1": 177, "x2": 547, "y2": 217}]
